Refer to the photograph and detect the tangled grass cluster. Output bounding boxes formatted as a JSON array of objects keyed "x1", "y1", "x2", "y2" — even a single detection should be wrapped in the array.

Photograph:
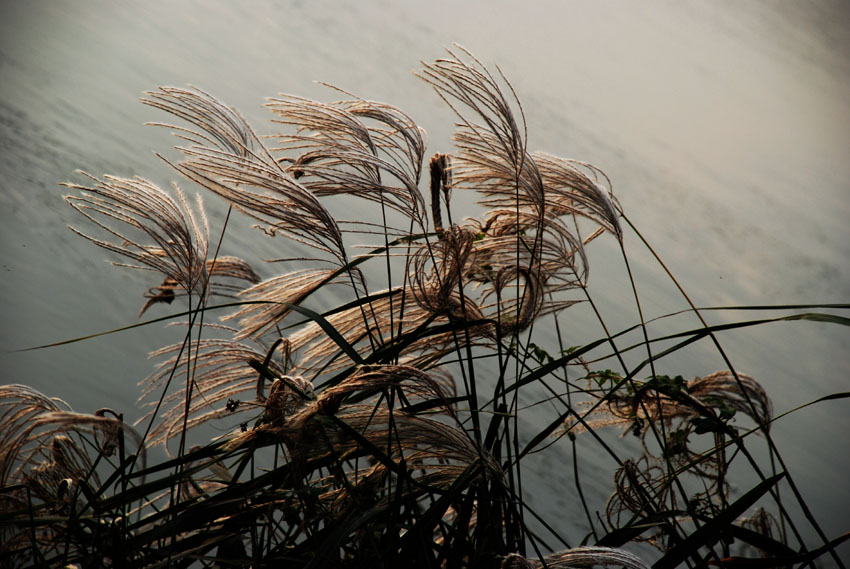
[{"x1": 1, "y1": 47, "x2": 846, "y2": 569}]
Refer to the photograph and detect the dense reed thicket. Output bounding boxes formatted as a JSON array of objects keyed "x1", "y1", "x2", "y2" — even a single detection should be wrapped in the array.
[{"x1": 2, "y1": 47, "x2": 847, "y2": 568}]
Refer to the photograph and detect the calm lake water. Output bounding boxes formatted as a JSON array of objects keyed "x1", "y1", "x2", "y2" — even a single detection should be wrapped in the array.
[{"x1": 1, "y1": 0, "x2": 848, "y2": 562}]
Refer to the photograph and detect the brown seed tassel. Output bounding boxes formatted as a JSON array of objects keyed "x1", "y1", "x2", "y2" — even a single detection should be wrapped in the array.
[{"x1": 429, "y1": 153, "x2": 450, "y2": 234}]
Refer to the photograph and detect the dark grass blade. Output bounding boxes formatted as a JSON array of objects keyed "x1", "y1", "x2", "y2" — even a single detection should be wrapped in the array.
[
  {"x1": 396, "y1": 461, "x2": 483, "y2": 561},
  {"x1": 327, "y1": 415, "x2": 447, "y2": 496},
  {"x1": 598, "y1": 510, "x2": 688, "y2": 547},
  {"x1": 696, "y1": 520, "x2": 797, "y2": 559},
  {"x1": 708, "y1": 531, "x2": 850, "y2": 568},
  {"x1": 13, "y1": 301, "x2": 263, "y2": 351},
  {"x1": 282, "y1": 302, "x2": 364, "y2": 364},
  {"x1": 653, "y1": 472, "x2": 786, "y2": 569}
]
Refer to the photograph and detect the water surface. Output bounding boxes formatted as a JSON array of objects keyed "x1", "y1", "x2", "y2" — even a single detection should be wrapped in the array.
[{"x1": 1, "y1": 0, "x2": 848, "y2": 561}]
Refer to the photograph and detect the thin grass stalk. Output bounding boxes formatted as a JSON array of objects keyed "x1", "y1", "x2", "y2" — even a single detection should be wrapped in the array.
[
  {"x1": 14, "y1": 47, "x2": 845, "y2": 567},
  {"x1": 176, "y1": 205, "x2": 234, "y2": 465},
  {"x1": 550, "y1": 302, "x2": 598, "y2": 542},
  {"x1": 517, "y1": 324, "x2": 704, "y2": 560},
  {"x1": 587, "y1": 322, "x2": 810, "y2": 557},
  {"x1": 539, "y1": 289, "x2": 704, "y2": 557},
  {"x1": 617, "y1": 244, "x2": 719, "y2": 563},
  {"x1": 413, "y1": 228, "x2": 483, "y2": 448},
  {"x1": 380, "y1": 198, "x2": 396, "y2": 353},
  {"x1": 620, "y1": 213, "x2": 841, "y2": 566}
]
